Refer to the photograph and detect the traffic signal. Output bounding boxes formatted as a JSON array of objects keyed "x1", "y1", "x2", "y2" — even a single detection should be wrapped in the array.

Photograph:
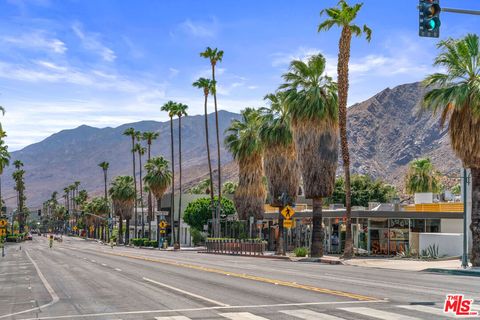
[
  {"x1": 419, "y1": 0, "x2": 441, "y2": 38},
  {"x1": 38, "y1": 209, "x2": 41, "y2": 216}
]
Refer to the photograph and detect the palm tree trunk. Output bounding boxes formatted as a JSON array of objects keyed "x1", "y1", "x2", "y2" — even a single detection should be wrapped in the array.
[
  {"x1": 132, "y1": 136, "x2": 138, "y2": 239},
  {"x1": 177, "y1": 115, "x2": 183, "y2": 248},
  {"x1": 104, "y1": 169, "x2": 109, "y2": 241},
  {"x1": 311, "y1": 197, "x2": 324, "y2": 257},
  {"x1": 471, "y1": 168, "x2": 480, "y2": 267},
  {"x1": 147, "y1": 142, "x2": 153, "y2": 240},
  {"x1": 125, "y1": 218, "x2": 130, "y2": 245},
  {"x1": 0, "y1": 176, "x2": 2, "y2": 209},
  {"x1": 139, "y1": 151, "x2": 145, "y2": 238},
  {"x1": 338, "y1": 27, "x2": 354, "y2": 259},
  {"x1": 169, "y1": 117, "x2": 176, "y2": 246},
  {"x1": 212, "y1": 64, "x2": 222, "y2": 238},
  {"x1": 203, "y1": 93, "x2": 216, "y2": 238},
  {"x1": 118, "y1": 215, "x2": 123, "y2": 244},
  {"x1": 276, "y1": 207, "x2": 285, "y2": 255}
]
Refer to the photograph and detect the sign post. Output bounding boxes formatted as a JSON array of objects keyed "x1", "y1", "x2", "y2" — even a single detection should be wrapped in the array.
[{"x1": 0, "y1": 217, "x2": 7, "y2": 257}]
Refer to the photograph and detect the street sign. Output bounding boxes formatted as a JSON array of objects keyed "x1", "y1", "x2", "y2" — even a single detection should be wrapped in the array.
[
  {"x1": 73, "y1": 226, "x2": 78, "y2": 231},
  {"x1": 159, "y1": 221, "x2": 167, "y2": 229},
  {"x1": 160, "y1": 229, "x2": 166, "y2": 234},
  {"x1": 89, "y1": 226, "x2": 94, "y2": 232},
  {"x1": 281, "y1": 206, "x2": 295, "y2": 219},
  {"x1": 283, "y1": 219, "x2": 293, "y2": 229},
  {"x1": 0, "y1": 219, "x2": 7, "y2": 227}
]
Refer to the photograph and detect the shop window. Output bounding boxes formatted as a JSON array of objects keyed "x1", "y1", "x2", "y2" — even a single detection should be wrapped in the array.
[
  {"x1": 426, "y1": 219, "x2": 441, "y2": 233},
  {"x1": 410, "y1": 219, "x2": 426, "y2": 232}
]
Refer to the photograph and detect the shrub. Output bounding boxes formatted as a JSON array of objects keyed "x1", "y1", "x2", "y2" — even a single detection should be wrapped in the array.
[
  {"x1": 131, "y1": 238, "x2": 148, "y2": 246},
  {"x1": 191, "y1": 228, "x2": 205, "y2": 246},
  {"x1": 294, "y1": 247, "x2": 308, "y2": 257},
  {"x1": 148, "y1": 240, "x2": 158, "y2": 248}
]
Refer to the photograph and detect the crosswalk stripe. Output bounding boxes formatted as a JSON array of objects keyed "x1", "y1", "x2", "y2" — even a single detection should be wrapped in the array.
[
  {"x1": 280, "y1": 309, "x2": 346, "y2": 319},
  {"x1": 340, "y1": 307, "x2": 421, "y2": 320},
  {"x1": 399, "y1": 305, "x2": 458, "y2": 318},
  {"x1": 219, "y1": 312, "x2": 269, "y2": 320},
  {"x1": 154, "y1": 317, "x2": 191, "y2": 320}
]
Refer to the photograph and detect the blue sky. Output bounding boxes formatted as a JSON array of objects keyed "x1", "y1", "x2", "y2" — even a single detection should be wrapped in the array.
[{"x1": 1, "y1": 0, "x2": 479, "y2": 150}]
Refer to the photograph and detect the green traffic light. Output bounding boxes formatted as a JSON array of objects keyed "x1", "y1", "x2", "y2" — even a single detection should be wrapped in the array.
[
  {"x1": 427, "y1": 19, "x2": 436, "y2": 30},
  {"x1": 425, "y1": 17, "x2": 441, "y2": 31}
]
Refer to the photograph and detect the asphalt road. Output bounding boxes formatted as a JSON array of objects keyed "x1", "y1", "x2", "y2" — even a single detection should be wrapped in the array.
[{"x1": 0, "y1": 236, "x2": 478, "y2": 320}]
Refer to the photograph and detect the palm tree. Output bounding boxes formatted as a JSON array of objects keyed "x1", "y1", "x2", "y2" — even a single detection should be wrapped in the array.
[
  {"x1": 422, "y1": 33, "x2": 480, "y2": 266},
  {"x1": 12, "y1": 160, "x2": 26, "y2": 232},
  {"x1": 200, "y1": 47, "x2": 224, "y2": 237},
  {"x1": 260, "y1": 92, "x2": 300, "y2": 255},
  {"x1": 98, "y1": 161, "x2": 110, "y2": 238},
  {"x1": 405, "y1": 158, "x2": 440, "y2": 195},
  {"x1": 144, "y1": 157, "x2": 173, "y2": 236},
  {"x1": 318, "y1": 0, "x2": 371, "y2": 259},
  {"x1": 123, "y1": 127, "x2": 138, "y2": 238},
  {"x1": 109, "y1": 176, "x2": 135, "y2": 245},
  {"x1": 225, "y1": 108, "x2": 266, "y2": 235},
  {"x1": 134, "y1": 142, "x2": 146, "y2": 238},
  {"x1": 193, "y1": 77, "x2": 217, "y2": 236},
  {"x1": 63, "y1": 187, "x2": 70, "y2": 214},
  {"x1": 161, "y1": 101, "x2": 178, "y2": 246},
  {"x1": 74, "y1": 181, "x2": 81, "y2": 211},
  {"x1": 142, "y1": 131, "x2": 159, "y2": 240},
  {"x1": 174, "y1": 103, "x2": 188, "y2": 248},
  {"x1": 280, "y1": 53, "x2": 339, "y2": 257},
  {"x1": 0, "y1": 138, "x2": 10, "y2": 208}
]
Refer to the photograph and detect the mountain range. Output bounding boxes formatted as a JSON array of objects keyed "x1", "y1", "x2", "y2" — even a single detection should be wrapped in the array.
[{"x1": 3, "y1": 81, "x2": 460, "y2": 207}]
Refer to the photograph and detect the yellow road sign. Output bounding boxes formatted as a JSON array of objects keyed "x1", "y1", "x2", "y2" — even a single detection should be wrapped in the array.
[
  {"x1": 0, "y1": 219, "x2": 7, "y2": 227},
  {"x1": 73, "y1": 226, "x2": 78, "y2": 231},
  {"x1": 89, "y1": 226, "x2": 94, "y2": 232},
  {"x1": 283, "y1": 219, "x2": 293, "y2": 229},
  {"x1": 159, "y1": 221, "x2": 167, "y2": 229},
  {"x1": 281, "y1": 206, "x2": 295, "y2": 219}
]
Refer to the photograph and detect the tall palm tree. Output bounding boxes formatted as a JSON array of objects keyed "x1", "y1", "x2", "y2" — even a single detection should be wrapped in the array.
[
  {"x1": 123, "y1": 127, "x2": 138, "y2": 238},
  {"x1": 144, "y1": 156, "x2": 173, "y2": 237},
  {"x1": 225, "y1": 108, "x2": 266, "y2": 235},
  {"x1": 423, "y1": 33, "x2": 480, "y2": 266},
  {"x1": 142, "y1": 131, "x2": 159, "y2": 240},
  {"x1": 260, "y1": 92, "x2": 300, "y2": 255},
  {"x1": 134, "y1": 142, "x2": 146, "y2": 238},
  {"x1": 200, "y1": 47, "x2": 224, "y2": 237},
  {"x1": 318, "y1": 0, "x2": 371, "y2": 259},
  {"x1": 63, "y1": 187, "x2": 70, "y2": 214},
  {"x1": 109, "y1": 176, "x2": 135, "y2": 245},
  {"x1": 12, "y1": 160, "x2": 26, "y2": 232},
  {"x1": 405, "y1": 158, "x2": 440, "y2": 195},
  {"x1": 99, "y1": 161, "x2": 110, "y2": 238},
  {"x1": 174, "y1": 103, "x2": 188, "y2": 248},
  {"x1": 193, "y1": 77, "x2": 217, "y2": 236},
  {"x1": 280, "y1": 53, "x2": 339, "y2": 257},
  {"x1": 161, "y1": 101, "x2": 178, "y2": 246},
  {"x1": 74, "y1": 181, "x2": 81, "y2": 211}
]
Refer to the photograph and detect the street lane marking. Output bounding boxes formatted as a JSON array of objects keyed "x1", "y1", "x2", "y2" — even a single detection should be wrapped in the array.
[
  {"x1": 15, "y1": 300, "x2": 386, "y2": 320},
  {"x1": 143, "y1": 277, "x2": 229, "y2": 307},
  {"x1": 90, "y1": 249, "x2": 378, "y2": 301},
  {"x1": 220, "y1": 312, "x2": 268, "y2": 320},
  {"x1": 101, "y1": 263, "x2": 107, "y2": 266},
  {"x1": 154, "y1": 317, "x2": 191, "y2": 320},
  {"x1": 0, "y1": 250, "x2": 59, "y2": 319},
  {"x1": 398, "y1": 305, "x2": 457, "y2": 318},
  {"x1": 114, "y1": 268, "x2": 122, "y2": 272},
  {"x1": 340, "y1": 307, "x2": 421, "y2": 320},
  {"x1": 281, "y1": 309, "x2": 346, "y2": 319}
]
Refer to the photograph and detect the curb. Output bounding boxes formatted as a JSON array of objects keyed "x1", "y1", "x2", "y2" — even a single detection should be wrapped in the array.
[
  {"x1": 423, "y1": 268, "x2": 480, "y2": 277},
  {"x1": 197, "y1": 251, "x2": 291, "y2": 260}
]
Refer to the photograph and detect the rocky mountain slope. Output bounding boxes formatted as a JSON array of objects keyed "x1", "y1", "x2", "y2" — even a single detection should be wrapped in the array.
[{"x1": 3, "y1": 81, "x2": 460, "y2": 207}]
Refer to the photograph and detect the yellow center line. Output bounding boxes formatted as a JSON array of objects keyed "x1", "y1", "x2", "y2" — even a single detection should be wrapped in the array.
[{"x1": 87, "y1": 248, "x2": 378, "y2": 302}]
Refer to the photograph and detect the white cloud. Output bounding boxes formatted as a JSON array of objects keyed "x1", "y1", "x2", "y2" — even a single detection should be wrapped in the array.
[
  {"x1": 1, "y1": 31, "x2": 66, "y2": 54},
  {"x1": 169, "y1": 68, "x2": 179, "y2": 78},
  {"x1": 177, "y1": 17, "x2": 219, "y2": 38},
  {"x1": 247, "y1": 85, "x2": 258, "y2": 90},
  {"x1": 72, "y1": 22, "x2": 116, "y2": 62}
]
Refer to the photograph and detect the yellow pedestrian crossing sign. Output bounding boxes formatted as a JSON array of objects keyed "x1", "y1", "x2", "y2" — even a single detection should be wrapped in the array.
[
  {"x1": 0, "y1": 219, "x2": 7, "y2": 227},
  {"x1": 89, "y1": 226, "x2": 94, "y2": 233},
  {"x1": 73, "y1": 226, "x2": 78, "y2": 231},
  {"x1": 281, "y1": 206, "x2": 295, "y2": 219},
  {"x1": 159, "y1": 221, "x2": 167, "y2": 229}
]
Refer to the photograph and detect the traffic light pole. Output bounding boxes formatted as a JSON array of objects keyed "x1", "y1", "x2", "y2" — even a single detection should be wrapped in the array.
[{"x1": 442, "y1": 7, "x2": 480, "y2": 16}]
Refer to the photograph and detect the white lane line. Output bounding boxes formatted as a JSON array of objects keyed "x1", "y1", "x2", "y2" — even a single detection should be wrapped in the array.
[
  {"x1": 143, "y1": 277, "x2": 229, "y2": 307},
  {"x1": 101, "y1": 263, "x2": 107, "y2": 266},
  {"x1": 281, "y1": 309, "x2": 346, "y2": 319},
  {"x1": 340, "y1": 307, "x2": 421, "y2": 320},
  {"x1": 398, "y1": 305, "x2": 458, "y2": 318},
  {"x1": 0, "y1": 250, "x2": 60, "y2": 319},
  {"x1": 219, "y1": 312, "x2": 268, "y2": 320},
  {"x1": 154, "y1": 317, "x2": 191, "y2": 320},
  {"x1": 114, "y1": 268, "x2": 122, "y2": 272},
  {"x1": 15, "y1": 299, "x2": 386, "y2": 320}
]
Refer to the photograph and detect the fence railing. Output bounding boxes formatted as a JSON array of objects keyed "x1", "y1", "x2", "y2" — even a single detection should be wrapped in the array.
[{"x1": 205, "y1": 239, "x2": 267, "y2": 256}]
